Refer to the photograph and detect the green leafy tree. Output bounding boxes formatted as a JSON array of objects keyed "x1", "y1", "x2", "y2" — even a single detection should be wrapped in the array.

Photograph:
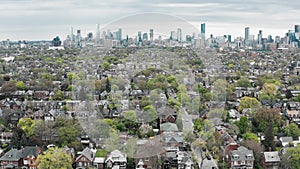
[
  {"x1": 285, "y1": 123, "x2": 300, "y2": 139},
  {"x1": 104, "y1": 129, "x2": 120, "y2": 152},
  {"x1": 53, "y1": 90, "x2": 64, "y2": 100},
  {"x1": 17, "y1": 118, "x2": 36, "y2": 137},
  {"x1": 194, "y1": 118, "x2": 204, "y2": 132},
  {"x1": 281, "y1": 146, "x2": 300, "y2": 169},
  {"x1": 242, "y1": 132, "x2": 259, "y2": 142},
  {"x1": 252, "y1": 108, "x2": 283, "y2": 132},
  {"x1": 211, "y1": 79, "x2": 233, "y2": 101},
  {"x1": 143, "y1": 105, "x2": 158, "y2": 123},
  {"x1": 235, "y1": 78, "x2": 251, "y2": 88},
  {"x1": 124, "y1": 110, "x2": 137, "y2": 123},
  {"x1": 235, "y1": 116, "x2": 250, "y2": 135},
  {"x1": 238, "y1": 96, "x2": 261, "y2": 112},
  {"x1": 37, "y1": 148, "x2": 72, "y2": 169},
  {"x1": 16, "y1": 81, "x2": 27, "y2": 90}
]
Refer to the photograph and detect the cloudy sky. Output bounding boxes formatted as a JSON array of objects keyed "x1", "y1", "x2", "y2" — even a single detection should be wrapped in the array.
[{"x1": 0, "y1": 0, "x2": 299, "y2": 40}]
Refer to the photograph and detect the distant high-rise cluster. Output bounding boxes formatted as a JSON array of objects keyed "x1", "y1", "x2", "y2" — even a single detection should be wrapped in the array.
[{"x1": 6, "y1": 23, "x2": 299, "y2": 50}]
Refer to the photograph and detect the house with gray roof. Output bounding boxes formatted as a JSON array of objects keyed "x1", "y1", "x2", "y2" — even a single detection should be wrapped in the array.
[
  {"x1": 229, "y1": 146, "x2": 254, "y2": 169},
  {"x1": 160, "y1": 122, "x2": 179, "y2": 134},
  {"x1": 105, "y1": 149, "x2": 127, "y2": 169},
  {"x1": 262, "y1": 151, "x2": 280, "y2": 169},
  {"x1": 0, "y1": 146, "x2": 42, "y2": 169},
  {"x1": 75, "y1": 147, "x2": 96, "y2": 169},
  {"x1": 0, "y1": 149, "x2": 22, "y2": 169}
]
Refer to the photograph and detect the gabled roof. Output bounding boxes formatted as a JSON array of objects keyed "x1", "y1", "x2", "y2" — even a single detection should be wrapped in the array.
[
  {"x1": 0, "y1": 149, "x2": 22, "y2": 161},
  {"x1": 160, "y1": 122, "x2": 178, "y2": 132},
  {"x1": 230, "y1": 146, "x2": 254, "y2": 162},
  {"x1": 105, "y1": 150, "x2": 126, "y2": 163},
  {"x1": 76, "y1": 147, "x2": 94, "y2": 162},
  {"x1": 22, "y1": 146, "x2": 41, "y2": 158},
  {"x1": 264, "y1": 151, "x2": 280, "y2": 162},
  {"x1": 280, "y1": 136, "x2": 293, "y2": 143}
]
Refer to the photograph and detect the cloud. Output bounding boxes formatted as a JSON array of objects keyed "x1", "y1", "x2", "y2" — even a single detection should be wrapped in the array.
[{"x1": 0, "y1": 0, "x2": 299, "y2": 40}]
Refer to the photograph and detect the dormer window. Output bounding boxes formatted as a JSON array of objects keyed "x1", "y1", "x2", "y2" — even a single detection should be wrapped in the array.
[
  {"x1": 233, "y1": 154, "x2": 239, "y2": 159},
  {"x1": 246, "y1": 154, "x2": 252, "y2": 159}
]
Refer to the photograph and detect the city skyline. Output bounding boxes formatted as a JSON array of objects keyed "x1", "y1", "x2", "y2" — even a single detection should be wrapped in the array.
[{"x1": 0, "y1": 0, "x2": 299, "y2": 40}]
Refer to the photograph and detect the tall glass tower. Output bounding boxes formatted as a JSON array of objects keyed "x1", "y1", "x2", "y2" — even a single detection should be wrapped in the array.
[{"x1": 245, "y1": 27, "x2": 250, "y2": 40}]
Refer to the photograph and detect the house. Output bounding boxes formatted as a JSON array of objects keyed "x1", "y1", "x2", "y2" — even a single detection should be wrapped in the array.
[
  {"x1": 134, "y1": 137, "x2": 166, "y2": 169},
  {"x1": 75, "y1": 147, "x2": 96, "y2": 169},
  {"x1": 279, "y1": 137, "x2": 293, "y2": 147},
  {"x1": 158, "y1": 107, "x2": 177, "y2": 124},
  {"x1": 160, "y1": 122, "x2": 179, "y2": 134},
  {"x1": 0, "y1": 146, "x2": 42, "y2": 169},
  {"x1": 202, "y1": 157, "x2": 218, "y2": 169},
  {"x1": 0, "y1": 149, "x2": 22, "y2": 169},
  {"x1": 105, "y1": 150, "x2": 127, "y2": 169},
  {"x1": 229, "y1": 146, "x2": 254, "y2": 169},
  {"x1": 279, "y1": 136, "x2": 300, "y2": 147},
  {"x1": 262, "y1": 151, "x2": 280, "y2": 169},
  {"x1": 0, "y1": 132, "x2": 13, "y2": 144},
  {"x1": 162, "y1": 133, "x2": 184, "y2": 152},
  {"x1": 21, "y1": 146, "x2": 43, "y2": 169},
  {"x1": 162, "y1": 151, "x2": 194, "y2": 169}
]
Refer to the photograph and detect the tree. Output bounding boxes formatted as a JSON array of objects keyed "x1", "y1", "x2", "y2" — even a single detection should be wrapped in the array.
[
  {"x1": 102, "y1": 61, "x2": 111, "y2": 70},
  {"x1": 16, "y1": 81, "x2": 27, "y2": 90},
  {"x1": 194, "y1": 118, "x2": 204, "y2": 132},
  {"x1": 285, "y1": 123, "x2": 300, "y2": 139},
  {"x1": 252, "y1": 108, "x2": 283, "y2": 132},
  {"x1": 143, "y1": 105, "x2": 158, "y2": 123},
  {"x1": 236, "y1": 78, "x2": 251, "y2": 88},
  {"x1": 124, "y1": 110, "x2": 137, "y2": 123},
  {"x1": 124, "y1": 138, "x2": 137, "y2": 158},
  {"x1": 238, "y1": 96, "x2": 261, "y2": 112},
  {"x1": 1, "y1": 81, "x2": 16, "y2": 93},
  {"x1": 104, "y1": 129, "x2": 120, "y2": 152},
  {"x1": 234, "y1": 116, "x2": 250, "y2": 135},
  {"x1": 242, "y1": 132, "x2": 259, "y2": 142},
  {"x1": 53, "y1": 90, "x2": 64, "y2": 100},
  {"x1": 10, "y1": 126, "x2": 27, "y2": 149},
  {"x1": 264, "y1": 122, "x2": 275, "y2": 151},
  {"x1": 57, "y1": 119, "x2": 81, "y2": 146},
  {"x1": 281, "y1": 146, "x2": 300, "y2": 169},
  {"x1": 37, "y1": 148, "x2": 72, "y2": 169},
  {"x1": 242, "y1": 140, "x2": 264, "y2": 168},
  {"x1": 17, "y1": 118, "x2": 36, "y2": 137},
  {"x1": 211, "y1": 79, "x2": 232, "y2": 101},
  {"x1": 106, "y1": 77, "x2": 111, "y2": 93}
]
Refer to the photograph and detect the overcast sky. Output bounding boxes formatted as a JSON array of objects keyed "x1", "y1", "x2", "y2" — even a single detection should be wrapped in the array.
[{"x1": 0, "y1": 0, "x2": 299, "y2": 40}]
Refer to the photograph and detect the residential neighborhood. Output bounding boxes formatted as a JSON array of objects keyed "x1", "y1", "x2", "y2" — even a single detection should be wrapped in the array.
[{"x1": 0, "y1": 35, "x2": 299, "y2": 169}]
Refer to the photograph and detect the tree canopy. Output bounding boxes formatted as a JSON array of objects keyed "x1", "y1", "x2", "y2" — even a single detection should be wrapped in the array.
[{"x1": 37, "y1": 148, "x2": 73, "y2": 169}]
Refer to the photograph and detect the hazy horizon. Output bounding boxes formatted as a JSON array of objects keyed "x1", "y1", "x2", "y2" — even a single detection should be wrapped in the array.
[{"x1": 0, "y1": 0, "x2": 299, "y2": 41}]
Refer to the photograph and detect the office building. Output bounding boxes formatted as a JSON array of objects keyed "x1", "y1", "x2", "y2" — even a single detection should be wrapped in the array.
[
  {"x1": 96, "y1": 24, "x2": 100, "y2": 43},
  {"x1": 245, "y1": 27, "x2": 250, "y2": 40},
  {"x1": 170, "y1": 31, "x2": 176, "y2": 40},
  {"x1": 76, "y1": 30, "x2": 82, "y2": 47},
  {"x1": 295, "y1": 25, "x2": 300, "y2": 33},
  {"x1": 177, "y1": 28, "x2": 182, "y2": 42},
  {"x1": 228, "y1": 35, "x2": 232, "y2": 43},
  {"x1": 150, "y1": 29, "x2": 154, "y2": 41},
  {"x1": 138, "y1": 32, "x2": 142, "y2": 42},
  {"x1": 52, "y1": 36, "x2": 62, "y2": 47},
  {"x1": 201, "y1": 23, "x2": 205, "y2": 36},
  {"x1": 142, "y1": 33, "x2": 148, "y2": 40},
  {"x1": 258, "y1": 30, "x2": 263, "y2": 45}
]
